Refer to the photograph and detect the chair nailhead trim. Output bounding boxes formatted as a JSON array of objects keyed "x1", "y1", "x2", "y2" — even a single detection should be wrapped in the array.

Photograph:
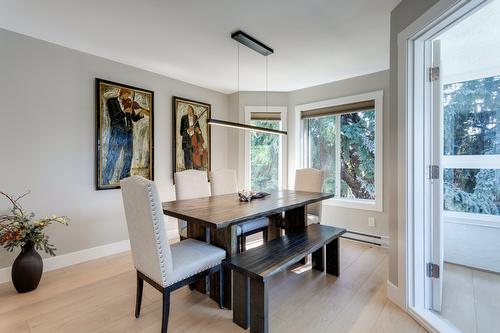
[{"x1": 145, "y1": 181, "x2": 168, "y2": 287}]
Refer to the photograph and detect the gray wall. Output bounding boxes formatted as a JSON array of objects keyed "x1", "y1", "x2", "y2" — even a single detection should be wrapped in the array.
[
  {"x1": 389, "y1": 0, "x2": 440, "y2": 284},
  {"x1": 0, "y1": 29, "x2": 230, "y2": 269}
]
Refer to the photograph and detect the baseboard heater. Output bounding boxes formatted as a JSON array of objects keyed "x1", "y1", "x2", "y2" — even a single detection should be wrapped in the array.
[{"x1": 341, "y1": 230, "x2": 383, "y2": 246}]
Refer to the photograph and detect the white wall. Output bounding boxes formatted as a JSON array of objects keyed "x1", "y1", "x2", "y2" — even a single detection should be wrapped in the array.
[
  {"x1": 0, "y1": 29, "x2": 230, "y2": 269},
  {"x1": 444, "y1": 220, "x2": 500, "y2": 273}
]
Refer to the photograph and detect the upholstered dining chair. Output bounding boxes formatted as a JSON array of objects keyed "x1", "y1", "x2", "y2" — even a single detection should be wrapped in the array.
[
  {"x1": 295, "y1": 168, "x2": 325, "y2": 225},
  {"x1": 174, "y1": 170, "x2": 211, "y2": 240},
  {"x1": 209, "y1": 169, "x2": 269, "y2": 252},
  {"x1": 120, "y1": 176, "x2": 225, "y2": 333}
]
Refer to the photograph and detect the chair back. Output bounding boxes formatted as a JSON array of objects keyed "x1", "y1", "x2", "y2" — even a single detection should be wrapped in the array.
[
  {"x1": 209, "y1": 169, "x2": 238, "y2": 195},
  {"x1": 294, "y1": 168, "x2": 325, "y2": 217},
  {"x1": 120, "y1": 176, "x2": 173, "y2": 288},
  {"x1": 174, "y1": 170, "x2": 210, "y2": 235}
]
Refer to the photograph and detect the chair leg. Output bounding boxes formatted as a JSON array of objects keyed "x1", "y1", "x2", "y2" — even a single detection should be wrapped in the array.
[
  {"x1": 135, "y1": 273, "x2": 144, "y2": 318},
  {"x1": 219, "y1": 266, "x2": 224, "y2": 309},
  {"x1": 161, "y1": 289, "x2": 171, "y2": 333}
]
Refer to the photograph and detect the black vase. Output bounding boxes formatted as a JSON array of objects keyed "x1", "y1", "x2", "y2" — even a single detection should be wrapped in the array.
[{"x1": 11, "y1": 242, "x2": 43, "y2": 293}]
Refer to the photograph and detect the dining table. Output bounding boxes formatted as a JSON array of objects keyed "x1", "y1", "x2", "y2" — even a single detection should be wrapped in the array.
[{"x1": 162, "y1": 189, "x2": 334, "y2": 309}]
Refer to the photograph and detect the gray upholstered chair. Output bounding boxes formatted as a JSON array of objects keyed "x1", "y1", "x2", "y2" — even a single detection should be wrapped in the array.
[
  {"x1": 174, "y1": 170, "x2": 211, "y2": 240},
  {"x1": 295, "y1": 168, "x2": 325, "y2": 225},
  {"x1": 120, "y1": 176, "x2": 225, "y2": 333},
  {"x1": 210, "y1": 169, "x2": 269, "y2": 252}
]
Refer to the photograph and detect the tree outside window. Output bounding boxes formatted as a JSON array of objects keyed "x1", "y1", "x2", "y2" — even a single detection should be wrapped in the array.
[
  {"x1": 442, "y1": 75, "x2": 500, "y2": 216},
  {"x1": 306, "y1": 109, "x2": 376, "y2": 200},
  {"x1": 250, "y1": 120, "x2": 281, "y2": 192}
]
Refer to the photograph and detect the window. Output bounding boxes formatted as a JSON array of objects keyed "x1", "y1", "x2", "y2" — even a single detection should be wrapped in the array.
[
  {"x1": 245, "y1": 107, "x2": 286, "y2": 192},
  {"x1": 442, "y1": 75, "x2": 500, "y2": 216},
  {"x1": 300, "y1": 91, "x2": 383, "y2": 211}
]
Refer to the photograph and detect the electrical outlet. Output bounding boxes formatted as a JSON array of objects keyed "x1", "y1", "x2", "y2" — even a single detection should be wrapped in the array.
[{"x1": 368, "y1": 217, "x2": 376, "y2": 227}]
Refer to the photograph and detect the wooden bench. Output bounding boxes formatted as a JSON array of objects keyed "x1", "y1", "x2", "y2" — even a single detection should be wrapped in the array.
[{"x1": 223, "y1": 224, "x2": 346, "y2": 333}]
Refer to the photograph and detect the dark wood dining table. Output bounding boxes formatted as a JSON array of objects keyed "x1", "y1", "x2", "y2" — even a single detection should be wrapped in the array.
[{"x1": 162, "y1": 189, "x2": 334, "y2": 309}]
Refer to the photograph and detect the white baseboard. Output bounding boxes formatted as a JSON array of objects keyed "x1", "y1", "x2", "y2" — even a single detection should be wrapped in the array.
[
  {"x1": 0, "y1": 239, "x2": 131, "y2": 284},
  {"x1": 386, "y1": 280, "x2": 405, "y2": 309}
]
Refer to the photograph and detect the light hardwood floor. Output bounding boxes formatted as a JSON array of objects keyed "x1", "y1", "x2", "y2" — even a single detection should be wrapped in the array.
[
  {"x1": 441, "y1": 263, "x2": 500, "y2": 333},
  {"x1": 0, "y1": 239, "x2": 426, "y2": 333}
]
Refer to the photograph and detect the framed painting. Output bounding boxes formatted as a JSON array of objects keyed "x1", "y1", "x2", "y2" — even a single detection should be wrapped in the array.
[
  {"x1": 96, "y1": 78, "x2": 154, "y2": 190},
  {"x1": 172, "y1": 96, "x2": 211, "y2": 177}
]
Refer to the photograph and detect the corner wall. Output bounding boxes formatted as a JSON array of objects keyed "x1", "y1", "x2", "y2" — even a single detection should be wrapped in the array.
[
  {"x1": 227, "y1": 71, "x2": 392, "y2": 241},
  {"x1": 0, "y1": 28, "x2": 230, "y2": 269}
]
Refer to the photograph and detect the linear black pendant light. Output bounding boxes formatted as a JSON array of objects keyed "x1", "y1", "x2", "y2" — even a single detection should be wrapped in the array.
[{"x1": 207, "y1": 30, "x2": 287, "y2": 136}]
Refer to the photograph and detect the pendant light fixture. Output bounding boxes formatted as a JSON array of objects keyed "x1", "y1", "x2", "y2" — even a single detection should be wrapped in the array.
[{"x1": 207, "y1": 31, "x2": 287, "y2": 136}]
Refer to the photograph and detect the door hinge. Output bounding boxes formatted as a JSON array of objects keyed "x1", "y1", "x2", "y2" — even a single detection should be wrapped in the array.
[
  {"x1": 428, "y1": 165, "x2": 440, "y2": 180},
  {"x1": 429, "y1": 66, "x2": 440, "y2": 81},
  {"x1": 427, "y1": 263, "x2": 440, "y2": 278}
]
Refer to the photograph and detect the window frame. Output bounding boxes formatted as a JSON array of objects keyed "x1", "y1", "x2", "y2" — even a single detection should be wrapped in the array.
[
  {"x1": 297, "y1": 91, "x2": 383, "y2": 212},
  {"x1": 244, "y1": 106, "x2": 288, "y2": 191}
]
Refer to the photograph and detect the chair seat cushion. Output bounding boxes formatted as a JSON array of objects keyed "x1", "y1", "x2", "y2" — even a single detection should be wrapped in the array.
[
  {"x1": 307, "y1": 214, "x2": 319, "y2": 225},
  {"x1": 168, "y1": 239, "x2": 226, "y2": 286},
  {"x1": 236, "y1": 218, "x2": 269, "y2": 236}
]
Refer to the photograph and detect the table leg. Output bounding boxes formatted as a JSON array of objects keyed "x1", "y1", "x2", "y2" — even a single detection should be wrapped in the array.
[
  {"x1": 326, "y1": 238, "x2": 340, "y2": 276},
  {"x1": 232, "y1": 270, "x2": 249, "y2": 329},
  {"x1": 267, "y1": 213, "x2": 282, "y2": 241},
  {"x1": 312, "y1": 246, "x2": 325, "y2": 272},
  {"x1": 284, "y1": 205, "x2": 307, "y2": 264},
  {"x1": 284, "y1": 205, "x2": 306, "y2": 235},
  {"x1": 187, "y1": 221, "x2": 207, "y2": 293},
  {"x1": 250, "y1": 278, "x2": 268, "y2": 333},
  {"x1": 210, "y1": 224, "x2": 237, "y2": 309}
]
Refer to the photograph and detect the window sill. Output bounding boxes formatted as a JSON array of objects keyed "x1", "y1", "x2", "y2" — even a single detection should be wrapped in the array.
[
  {"x1": 322, "y1": 198, "x2": 383, "y2": 212},
  {"x1": 443, "y1": 211, "x2": 500, "y2": 229}
]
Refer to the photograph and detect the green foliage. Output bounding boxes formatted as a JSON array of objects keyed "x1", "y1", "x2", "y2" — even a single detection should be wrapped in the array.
[
  {"x1": 250, "y1": 120, "x2": 280, "y2": 192},
  {"x1": 308, "y1": 116, "x2": 337, "y2": 193},
  {"x1": 340, "y1": 111, "x2": 375, "y2": 199},
  {"x1": 307, "y1": 111, "x2": 375, "y2": 199}
]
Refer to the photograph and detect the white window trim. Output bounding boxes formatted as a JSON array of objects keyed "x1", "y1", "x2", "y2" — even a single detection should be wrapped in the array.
[
  {"x1": 442, "y1": 154, "x2": 500, "y2": 169},
  {"x1": 295, "y1": 91, "x2": 383, "y2": 212},
  {"x1": 244, "y1": 106, "x2": 288, "y2": 191}
]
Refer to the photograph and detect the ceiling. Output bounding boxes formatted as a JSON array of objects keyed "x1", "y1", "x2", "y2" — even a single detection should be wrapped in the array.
[{"x1": 0, "y1": 0, "x2": 401, "y2": 93}]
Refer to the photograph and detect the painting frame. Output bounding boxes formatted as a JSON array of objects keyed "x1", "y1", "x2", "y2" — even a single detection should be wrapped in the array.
[
  {"x1": 172, "y1": 96, "x2": 211, "y2": 180},
  {"x1": 95, "y1": 78, "x2": 154, "y2": 190}
]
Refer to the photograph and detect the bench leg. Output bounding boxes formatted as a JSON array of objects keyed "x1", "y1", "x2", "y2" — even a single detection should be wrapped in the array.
[
  {"x1": 326, "y1": 238, "x2": 340, "y2": 276},
  {"x1": 312, "y1": 246, "x2": 324, "y2": 272},
  {"x1": 233, "y1": 270, "x2": 250, "y2": 329},
  {"x1": 250, "y1": 278, "x2": 268, "y2": 333}
]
